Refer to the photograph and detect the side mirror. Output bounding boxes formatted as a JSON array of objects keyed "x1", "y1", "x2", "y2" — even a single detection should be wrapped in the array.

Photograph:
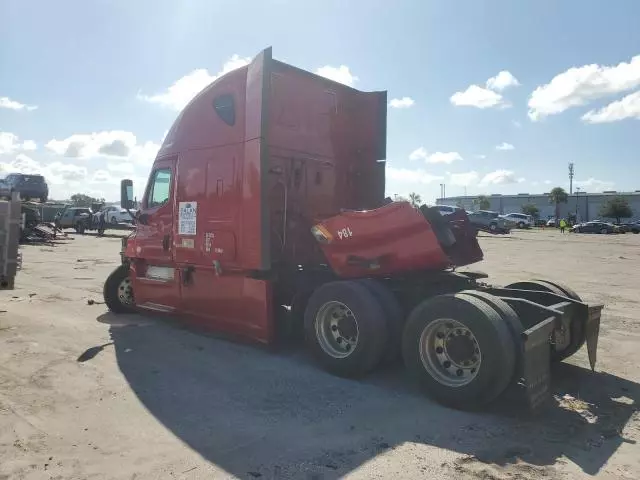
[
  {"x1": 120, "y1": 179, "x2": 134, "y2": 210},
  {"x1": 137, "y1": 212, "x2": 150, "y2": 225}
]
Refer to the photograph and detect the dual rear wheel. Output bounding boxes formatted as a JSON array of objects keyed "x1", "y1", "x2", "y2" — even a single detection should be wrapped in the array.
[{"x1": 304, "y1": 280, "x2": 524, "y2": 409}]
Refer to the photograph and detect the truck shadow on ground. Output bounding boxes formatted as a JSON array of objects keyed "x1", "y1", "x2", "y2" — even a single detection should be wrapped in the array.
[{"x1": 97, "y1": 312, "x2": 639, "y2": 480}]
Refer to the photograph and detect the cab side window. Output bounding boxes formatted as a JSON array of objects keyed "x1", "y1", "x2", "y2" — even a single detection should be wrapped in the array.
[{"x1": 148, "y1": 168, "x2": 172, "y2": 208}]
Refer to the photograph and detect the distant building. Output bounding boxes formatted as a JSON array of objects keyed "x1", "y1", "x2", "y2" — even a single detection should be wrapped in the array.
[{"x1": 436, "y1": 191, "x2": 640, "y2": 222}]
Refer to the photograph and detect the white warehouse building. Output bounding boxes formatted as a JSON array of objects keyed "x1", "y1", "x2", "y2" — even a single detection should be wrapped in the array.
[{"x1": 436, "y1": 191, "x2": 640, "y2": 223}]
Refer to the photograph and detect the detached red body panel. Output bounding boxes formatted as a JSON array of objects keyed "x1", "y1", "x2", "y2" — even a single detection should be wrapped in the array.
[{"x1": 314, "y1": 202, "x2": 451, "y2": 278}]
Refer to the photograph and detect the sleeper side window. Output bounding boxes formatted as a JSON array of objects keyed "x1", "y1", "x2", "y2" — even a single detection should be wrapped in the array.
[
  {"x1": 148, "y1": 168, "x2": 172, "y2": 208},
  {"x1": 213, "y1": 94, "x2": 236, "y2": 126}
]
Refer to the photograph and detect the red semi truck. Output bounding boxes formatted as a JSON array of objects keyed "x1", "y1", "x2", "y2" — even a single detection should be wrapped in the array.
[{"x1": 104, "y1": 47, "x2": 603, "y2": 410}]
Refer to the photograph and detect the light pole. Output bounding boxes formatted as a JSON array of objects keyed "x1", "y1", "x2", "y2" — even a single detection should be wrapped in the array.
[{"x1": 575, "y1": 187, "x2": 581, "y2": 222}]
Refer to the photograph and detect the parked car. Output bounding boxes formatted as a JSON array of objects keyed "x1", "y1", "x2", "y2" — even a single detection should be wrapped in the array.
[
  {"x1": 54, "y1": 207, "x2": 93, "y2": 233},
  {"x1": 466, "y1": 210, "x2": 511, "y2": 233},
  {"x1": 571, "y1": 221, "x2": 619, "y2": 234},
  {"x1": 546, "y1": 218, "x2": 557, "y2": 227},
  {"x1": 434, "y1": 204, "x2": 465, "y2": 216},
  {"x1": 0, "y1": 173, "x2": 49, "y2": 202},
  {"x1": 618, "y1": 221, "x2": 640, "y2": 234},
  {"x1": 93, "y1": 205, "x2": 135, "y2": 224},
  {"x1": 500, "y1": 213, "x2": 533, "y2": 229}
]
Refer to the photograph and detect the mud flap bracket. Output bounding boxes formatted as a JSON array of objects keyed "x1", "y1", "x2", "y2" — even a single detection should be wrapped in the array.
[{"x1": 521, "y1": 316, "x2": 555, "y2": 411}]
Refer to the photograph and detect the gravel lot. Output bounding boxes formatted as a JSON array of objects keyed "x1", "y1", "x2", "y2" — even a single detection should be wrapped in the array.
[{"x1": 1, "y1": 229, "x2": 639, "y2": 479}]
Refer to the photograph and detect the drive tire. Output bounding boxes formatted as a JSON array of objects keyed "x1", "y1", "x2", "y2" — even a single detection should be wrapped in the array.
[
  {"x1": 459, "y1": 290, "x2": 524, "y2": 390},
  {"x1": 75, "y1": 222, "x2": 85, "y2": 234},
  {"x1": 402, "y1": 293, "x2": 516, "y2": 410},
  {"x1": 103, "y1": 264, "x2": 136, "y2": 314},
  {"x1": 505, "y1": 279, "x2": 584, "y2": 362},
  {"x1": 111, "y1": 216, "x2": 118, "y2": 224},
  {"x1": 518, "y1": 221, "x2": 525, "y2": 229},
  {"x1": 358, "y1": 279, "x2": 405, "y2": 364},
  {"x1": 489, "y1": 223, "x2": 497, "y2": 232},
  {"x1": 304, "y1": 281, "x2": 388, "y2": 378}
]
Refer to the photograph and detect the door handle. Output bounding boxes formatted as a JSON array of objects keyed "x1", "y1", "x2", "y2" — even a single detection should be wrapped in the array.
[{"x1": 162, "y1": 234, "x2": 171, "y2": 251}]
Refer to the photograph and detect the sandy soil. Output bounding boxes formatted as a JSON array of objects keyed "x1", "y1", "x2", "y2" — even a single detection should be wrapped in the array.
[{"x1": 1, "y1": 229, "x2": 639, "y2": 480}]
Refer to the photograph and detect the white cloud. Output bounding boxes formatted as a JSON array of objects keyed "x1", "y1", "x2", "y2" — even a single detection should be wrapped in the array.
[
  {"x1": 451, "y1": 70, "x2": 519, "y2": 109},
  {"x1": 450, "y1": 171, "x2": 479, "y2": 187},
  {"x1": 581, "y1": 90, "x2": 640, "y2": 124},
  {"x1": 495, "y1": 142, "x2": 514, "y2": 151},
  {"x1": 47, "y1": 131, "x2": 136, "y2": 158},
  {"x1": 389, "y1": 97, "x2": 415, "y2": 108},
  {"x1": 107, "y1": 162, "x2": 136, "y2": 175},
  {"x1": 21, "y1": 140, "x2": 37, "y2": 151},
  {"x1": 427, "y1": 151, "x2": 463, "y2": 164},
  {"x1": 409, "y1": 147, "x2": 462, "y2": 164},
  {"x1": 574, "y1": 178, "x2": 615, "y2": 192},
  {"x1": 479, "y1": 169, "x2": 521, "y2": 186},
  {"x1": 45, "y1": 130, "x2": 160, "y2": 166},
  {"x1": 528, "y1": 55, "x2": 640, "y2": 121},
  {"x1": 531, "y1": 181, "x2": 539, "y2": 186},
  {"x1": 138, "y1": 54, "x2": 251, "y2": 111},
  {"x1": 0, "y1": 96, "x2": 38, "y2": 111},
  {"x1": 513, "y1": 120, "x2": 522, "y2": 128},
  {"x1": 0, "y1": 155, "x2": 88, "y2": 185},
  {"x1": 0, "y1": 154, "x2": 42, "y2": 176},
  {"x1": 486, "y1": 71, "x2": 520, "y2": 91},
  {"x1": 543, "y1": 180, "x2": 552, "y2": 185},
  {"x1": 315, "y1": 65, "x2": 358, "y2": 87},
  {"x1": 409, "y1": 147, "x2": 428, "y2": 161},
  {"x1": 91, "y1": 170, "x2": 116, "y2": 184},
  {"x1": 475, "y1": 154, "x2": 487, "y2": 159},
  {"x1": 386, "y1": 166, "x2": 444, "y2": 184},
  {"x1": 0, "y1": 131, "x2": 38, "y2": 154},
  {"x1": 450, "y1": 85, "x2": 507, "y2": 109},
  {"x1": 47, "y1": 162, "x2": 89, "y2": 184}
]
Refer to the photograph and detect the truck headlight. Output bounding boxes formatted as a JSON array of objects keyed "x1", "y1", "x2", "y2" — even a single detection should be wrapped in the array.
[{"x1": 311, "y1": 224, "x2": 334, "y2": 244}]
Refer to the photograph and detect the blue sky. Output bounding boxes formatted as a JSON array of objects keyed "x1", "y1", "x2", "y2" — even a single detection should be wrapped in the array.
[{"x1": 1, "y1": 0, "x2": 639, "y2": 202}]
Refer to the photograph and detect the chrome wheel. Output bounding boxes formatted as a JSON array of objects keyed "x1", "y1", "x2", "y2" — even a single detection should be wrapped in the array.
[
  {"x1": 118, "y1": 277, "x2": 134, "y2": 306},
  {"x1": 419, "y1": 318, "x2": 481, "y2": 387},
  {"x1": 315, "y1": 301, "x2": 359, "y2": 359}
]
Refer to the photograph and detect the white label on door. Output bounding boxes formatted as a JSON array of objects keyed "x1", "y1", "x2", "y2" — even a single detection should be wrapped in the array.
[{"x1": 178, "y1": 202, "x2": 197, "y2": 235}]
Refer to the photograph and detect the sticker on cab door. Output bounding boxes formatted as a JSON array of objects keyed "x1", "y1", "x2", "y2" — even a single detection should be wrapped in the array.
[{"x1": 178, "y1": 202, "x2": 197, "y2": 235}]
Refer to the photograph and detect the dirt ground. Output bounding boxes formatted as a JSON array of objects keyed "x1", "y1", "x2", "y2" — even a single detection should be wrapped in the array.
[{"x1": 1, "y1": 229, "x2": 639, "y2": 480}]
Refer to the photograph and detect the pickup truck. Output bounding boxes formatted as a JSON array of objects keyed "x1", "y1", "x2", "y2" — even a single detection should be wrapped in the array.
[{"x1": 466, "y1": 210, "x2": 512, "y2": 234}]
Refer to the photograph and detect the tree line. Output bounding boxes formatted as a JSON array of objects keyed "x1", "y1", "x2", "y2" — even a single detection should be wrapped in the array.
[{"x1": 405, "y1": 187, "x2": 634, "y2": 224}]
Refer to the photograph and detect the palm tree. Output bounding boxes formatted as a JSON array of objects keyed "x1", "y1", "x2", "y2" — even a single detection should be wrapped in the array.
[
  {"x1": 548, "y1": 187, "x2": 568, "y2": 222},
  {"x1": 408, "y1": 192, "x2": 422, "y2": 208},
  {"x1": 473, "y1": 195, "x2": 490, "y2": 210}
]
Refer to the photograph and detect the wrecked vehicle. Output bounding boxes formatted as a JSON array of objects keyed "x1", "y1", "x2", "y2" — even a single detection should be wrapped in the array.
[{"x1": 103, "y1": 47, "x2": 603, "y2": 411}]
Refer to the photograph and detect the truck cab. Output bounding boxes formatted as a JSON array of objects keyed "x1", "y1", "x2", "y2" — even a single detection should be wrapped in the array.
[{"x1": 116, "y1": 47, "x2": 482, "y2": 342}]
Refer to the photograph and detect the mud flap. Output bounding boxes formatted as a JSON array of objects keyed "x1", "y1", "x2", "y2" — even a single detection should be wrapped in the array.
[
  {"x1": 585, "y1": 304, "x2": 604, "y2": 371},
  {"x1": 521, "y1": 316, "x2": 556, "y2": 411}
]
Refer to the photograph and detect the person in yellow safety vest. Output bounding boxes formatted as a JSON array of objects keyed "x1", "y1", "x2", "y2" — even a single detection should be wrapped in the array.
[{"x1": 559, "y1": 218, "x2": 567, "y2": 233}]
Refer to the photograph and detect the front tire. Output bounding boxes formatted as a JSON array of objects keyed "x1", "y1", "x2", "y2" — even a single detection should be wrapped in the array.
[
  {"x1": 304, "y1": 281, "x2": 388, "y2": 378},
  {"x1": 75, "y1": 222, "x2": 85, "y2": 234},
  {"x1": 111, "y1": 216, "x2": 118, "y2": 224},
  {"x1": 104, "y1": 264, "x2": 136, "y2": 314},
  {"x1": 402, "y1": 293, "x2": 516, "y2": 410}
]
